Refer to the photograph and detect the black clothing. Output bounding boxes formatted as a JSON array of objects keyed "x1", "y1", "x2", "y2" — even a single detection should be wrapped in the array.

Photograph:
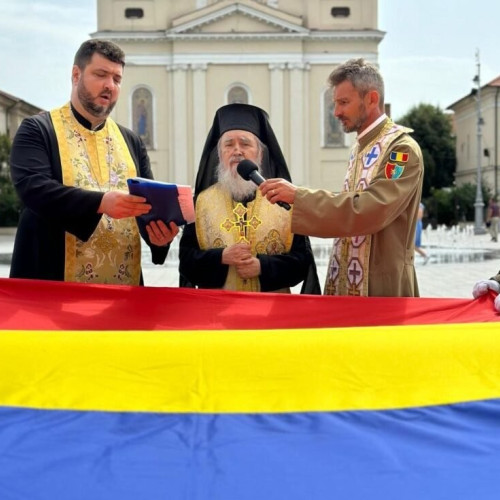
[
  {"x1": 179, "y1": 218, "x2": 312, "y2": 292},
  {"x1": 9, "y1": 109, "x2": 168, "y2": 282}
]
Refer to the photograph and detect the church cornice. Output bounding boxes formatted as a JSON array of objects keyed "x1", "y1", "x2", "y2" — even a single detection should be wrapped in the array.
[
  {"x1": 123, "y1": 52, "x2": 378, "y2": 67},
  {"x1": 90, "y1": 30, "x2": 167, "y2": 42},
  {"x1": 92, "y1": 29, "x2": 384, "y2": 43}
]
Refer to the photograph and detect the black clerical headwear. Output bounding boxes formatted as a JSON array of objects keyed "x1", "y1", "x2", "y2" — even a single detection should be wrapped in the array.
[{"x1": 194, "y1": 103, "x2": 291, "y2": 195}]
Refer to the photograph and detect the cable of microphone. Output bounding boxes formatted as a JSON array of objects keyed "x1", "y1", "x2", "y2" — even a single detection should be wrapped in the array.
[{"x1": 236, "y1": 159, "x2": 291, "y2": 211}]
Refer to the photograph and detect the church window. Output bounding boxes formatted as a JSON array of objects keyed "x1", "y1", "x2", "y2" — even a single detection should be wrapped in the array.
[
  {"x1": 125, "y1": 8, "x2": 144, "y2": 19},
  {"x1": 227, "y1": 85, "x2": 249, "y2": 104},
  {"x1": 331, "y1": 7, "x2": 350, "y2": 18}
]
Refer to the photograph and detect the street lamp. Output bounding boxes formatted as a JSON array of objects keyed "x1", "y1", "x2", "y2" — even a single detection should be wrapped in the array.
[{"x1": 473, "y1": 49, "x2": 486, "y2": 235}]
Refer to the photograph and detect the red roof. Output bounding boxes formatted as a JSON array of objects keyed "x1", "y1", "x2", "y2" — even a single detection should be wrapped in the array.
[{"x1": 486, "y1": 76, "x2": 500, "y2": 87}]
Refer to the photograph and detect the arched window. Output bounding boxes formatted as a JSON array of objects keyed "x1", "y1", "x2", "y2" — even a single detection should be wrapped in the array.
[
  {"x1": 322, "y1": 88, "x2": 344, "y2": 148},
  {"x1": 132, "y1": 87, "x2": 154, "y2": 149},
  {"x1": 227, "y1": 85, "x2": 249, "y2": 104}
]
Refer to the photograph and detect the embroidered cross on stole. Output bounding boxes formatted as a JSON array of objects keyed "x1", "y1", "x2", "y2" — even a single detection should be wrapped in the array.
[{"x1": 195, "y1": 184, "x2": 293, "y2": 292}]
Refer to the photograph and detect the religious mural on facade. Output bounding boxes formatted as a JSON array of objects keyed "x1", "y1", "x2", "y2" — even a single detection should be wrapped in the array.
[{"x1": 132, "y1": 87, "x2": 153, "y2": 149}]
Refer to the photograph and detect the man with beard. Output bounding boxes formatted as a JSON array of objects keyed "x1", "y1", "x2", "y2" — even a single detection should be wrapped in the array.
[
  {"x1": 260, "y1": 58, "x2": 424, "y2": 297},
  {"x1": 9, "y1": 39, "x2": 178, "y2": 284},
  {"x1": 179, "y1": 103, "x2": 320, "y2": 293}
]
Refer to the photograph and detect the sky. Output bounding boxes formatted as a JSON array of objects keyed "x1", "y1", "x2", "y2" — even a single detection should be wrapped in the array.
[{"x1": 0, "y1": 0, "x2": 499, "y2": 120}]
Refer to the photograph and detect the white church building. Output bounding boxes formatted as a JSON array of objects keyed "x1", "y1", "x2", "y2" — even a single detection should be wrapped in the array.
[{"x1": 93, "y1": 0, "x2": 383, "y2": 190}]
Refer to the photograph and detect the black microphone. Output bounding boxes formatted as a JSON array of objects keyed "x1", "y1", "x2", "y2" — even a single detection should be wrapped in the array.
[{"x1": 236, "y1": 159, "x2": 291, "y2": 211}]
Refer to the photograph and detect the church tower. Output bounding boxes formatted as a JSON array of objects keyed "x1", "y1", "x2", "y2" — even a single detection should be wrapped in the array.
[{"x1": 94, "y1": 0, "x2": 383, "y2": 188}]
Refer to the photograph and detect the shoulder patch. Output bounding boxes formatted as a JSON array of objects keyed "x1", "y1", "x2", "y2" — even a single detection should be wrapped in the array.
[
  {"x1": 385, "y1": 162, "x2": 404, "y2": 180},
  {"x1": 389, "y1": 151, "x2": 409, "y2": 163}
]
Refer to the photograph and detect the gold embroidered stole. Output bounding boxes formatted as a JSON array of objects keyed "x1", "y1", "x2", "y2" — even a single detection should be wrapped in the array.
[
  {"x1": 324, "y1": 120, "x2": 406, "y2": 296},
  {"x1": 50, "y1": 103, "x2": 141, "y2": 285},
  {"x1": 196, "y1": 184, "x2": 293, "y2": 292}
]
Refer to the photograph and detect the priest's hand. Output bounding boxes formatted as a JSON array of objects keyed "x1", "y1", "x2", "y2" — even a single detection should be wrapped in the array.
[
  {"x1": 222, "y1": 242, "x2": 252, "y2": 267},
  {"x1": 98, "y1": 191, "x2": 152, "y2": 219},
  {"x1": 260, "y1": 178, "x2": 297, "y2": 205},
  {"x1": 146, "y1": 220, "x2": 179, "y2": 247},
  {"x1": 235, "y1": 257, "x2": 261, "y2": 279}
]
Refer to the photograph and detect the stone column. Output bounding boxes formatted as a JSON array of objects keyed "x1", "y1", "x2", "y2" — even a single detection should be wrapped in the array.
[
  {"x1": 269, "y1": 63, "x2": 286, "y2": 146},
  {"x1": 288, "y1": 62, "x2": 309, "y2": 184},
  {"x1": 191, "y1": 63, "x2": 207, "y2": 185},
  {"x1": 168, "y1": 64, "x2": 189, "y2": 185}
]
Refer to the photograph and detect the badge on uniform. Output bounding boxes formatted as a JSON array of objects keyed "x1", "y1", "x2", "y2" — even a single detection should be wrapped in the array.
[
  {"x1": 389, "y1": 151, "x2": 409, "y2": 163},
  {"x1": 385, "y1": 162, "x2": 404, "y2": 179},
  {"x1": 385, "y1": 150, "x2": 409, "y2": 179}
]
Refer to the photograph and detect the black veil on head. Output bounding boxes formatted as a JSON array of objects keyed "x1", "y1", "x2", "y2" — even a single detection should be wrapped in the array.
[{"x1": 195, "y1": 103, "x2": 292, "y2": 195}]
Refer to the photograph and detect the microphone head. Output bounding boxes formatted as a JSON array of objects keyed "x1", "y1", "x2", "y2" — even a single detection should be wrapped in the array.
[{"x1": 237, "y1": 159, "x2": 258, "y2": 181}]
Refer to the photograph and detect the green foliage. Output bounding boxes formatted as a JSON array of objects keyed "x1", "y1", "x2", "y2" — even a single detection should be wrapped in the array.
[
  {"x1": 0, "y1": 134, "x2": 21, "y2": 227},
  {"x1": 0, "y1": 133, "x2": 10, "y2": 166},
  {"x1": 0, "y1": 175, "x2": 21, "y2": 226},
  {"x1": 423, "y1": 183, "x2": 491, "y2": 227},
  {"x1": 397, "y1": 104, "x2": 456, "y2": 198}
]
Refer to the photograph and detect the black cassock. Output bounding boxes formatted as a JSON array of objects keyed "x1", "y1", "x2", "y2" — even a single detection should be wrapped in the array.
[{"x1": 9, "y1": 109, "x2": 168, "y2": 283}]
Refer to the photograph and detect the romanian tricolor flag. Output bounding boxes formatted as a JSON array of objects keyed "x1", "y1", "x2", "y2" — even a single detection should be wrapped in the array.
[
  {"x1": 0, "y1": 277, "x2": 499, "y2": 499},
  {"x1": 389, "y1": 151, "x2": 409, "y2": 162}
]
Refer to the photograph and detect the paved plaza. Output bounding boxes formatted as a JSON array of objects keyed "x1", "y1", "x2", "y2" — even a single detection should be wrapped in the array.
[{"x1": 1, "y1": 225, "x2": 499, "y2": 299}]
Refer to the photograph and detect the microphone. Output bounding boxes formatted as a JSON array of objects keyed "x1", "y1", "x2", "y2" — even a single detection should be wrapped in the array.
[{"x1": 237, "y1": 159, "x2": 291, "y2": 211}]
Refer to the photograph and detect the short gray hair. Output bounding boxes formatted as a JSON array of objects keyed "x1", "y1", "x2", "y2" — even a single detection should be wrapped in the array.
[{"x1": 328, "y1": 58, "x2": 385, "y2": 109}]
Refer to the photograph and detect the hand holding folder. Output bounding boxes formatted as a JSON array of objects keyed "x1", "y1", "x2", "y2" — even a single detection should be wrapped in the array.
[{"x1": 127, "y1": 177, "x2": 195, "y2": 227}]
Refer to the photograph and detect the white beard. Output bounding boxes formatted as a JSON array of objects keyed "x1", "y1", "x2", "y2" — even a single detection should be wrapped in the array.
[{"x1": 217, "y1": 161, "x2": 259, "y2": 202}]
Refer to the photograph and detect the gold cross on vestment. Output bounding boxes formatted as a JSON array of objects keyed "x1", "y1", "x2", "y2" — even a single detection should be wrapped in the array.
[{"x1": 220, "y1": 202, "x2": 261, "y2": 243}]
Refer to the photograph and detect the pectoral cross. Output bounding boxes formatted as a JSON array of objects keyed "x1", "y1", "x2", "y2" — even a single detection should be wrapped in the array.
[{"x1": 220, "y1": 202, "x2": 261, "y2": 243}]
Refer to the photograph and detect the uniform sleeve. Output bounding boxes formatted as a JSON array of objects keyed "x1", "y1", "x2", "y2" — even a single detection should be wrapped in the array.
[
  {"x1": 10, "y1": 116, "x2": 103, "y2": 241},
  {"x1": 178, "y1": 222, "x2": 228, "y2": 288},
  {"x1": 292, "y1": 140, "x2": 423, "y2": 238}
]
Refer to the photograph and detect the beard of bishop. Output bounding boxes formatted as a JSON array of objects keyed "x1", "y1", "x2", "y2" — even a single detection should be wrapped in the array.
[{"x1": 217, "y1": 160, "x2": 260, "y2": 202}]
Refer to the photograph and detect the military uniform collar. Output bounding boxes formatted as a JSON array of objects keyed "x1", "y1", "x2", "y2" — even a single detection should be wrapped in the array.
[{"x1": 357, "y1": 114, "x2": 389, "y2": 149}]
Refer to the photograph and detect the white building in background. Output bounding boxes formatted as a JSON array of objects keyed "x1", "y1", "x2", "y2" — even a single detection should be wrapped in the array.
[
  {"x1": 0, "y1": 90, "x2": 43, "y2": 141},
  {"x1": 448, "y1": 76, "x2": 500, "y2": 195},
  {"x1": 93, "y1": 0, "x2": 383, "y2": 189}
]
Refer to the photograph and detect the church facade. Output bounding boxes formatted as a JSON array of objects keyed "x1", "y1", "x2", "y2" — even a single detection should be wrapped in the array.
[{"x1": 93, "y1": 0, "x2": 383, "y2": 189}]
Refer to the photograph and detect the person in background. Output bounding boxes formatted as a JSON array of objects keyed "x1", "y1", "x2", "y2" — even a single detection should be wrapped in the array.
[
  {"x1": 9, "y1": 39, "x2": 178, "y2": 285},
  {"x1": 415, "y1": 202, "x2": 430, "y2": 264},
  {"x1": 472, "y1": 272, "x2": 500, "y2": 312},
  {"x1": 179, "y1": 103, "x2": 320, "y2": 294},
  {"x1": 486, "y1": 197, "x2": 499, "y2": 242},
  {"x1": 260, "y1": 58, "x2": 424, "y2": 297}
]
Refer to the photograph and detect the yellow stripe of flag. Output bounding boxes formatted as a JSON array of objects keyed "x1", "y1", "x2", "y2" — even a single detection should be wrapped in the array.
[{"x1": 1, "y1": 323, "x2": 499, "y2": 413}]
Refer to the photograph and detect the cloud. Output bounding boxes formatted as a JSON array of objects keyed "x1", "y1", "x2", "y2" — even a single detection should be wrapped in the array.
[
  {"x1": 0, "y1": 1, "x2": 94, "y2": 41},
  {"x1": 0, "y1": 0, "x2": 95, "y2": 109}
]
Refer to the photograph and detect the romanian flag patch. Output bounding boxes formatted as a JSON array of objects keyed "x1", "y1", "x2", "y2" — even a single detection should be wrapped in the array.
[
  {"x1": 389, "y1": 151, "x2": 409, "y2": 162},
  {"x1": 385, "y1": 162, "x2": 404, "y2": 179}
]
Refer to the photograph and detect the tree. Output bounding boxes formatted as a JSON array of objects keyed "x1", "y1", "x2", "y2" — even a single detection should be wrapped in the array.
[
  {"x1": 423, "y1": 183, "x2": 491, "y2": 227},
  {"x1": 0, "y1": 134, "x2": 21, "y2": 227},
  {"x1": 0, "y1": 133, "x2": 10, "y2": 169},
  {"x1": 397, "y1": 104, "x2": 456, "y2": 198}
]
